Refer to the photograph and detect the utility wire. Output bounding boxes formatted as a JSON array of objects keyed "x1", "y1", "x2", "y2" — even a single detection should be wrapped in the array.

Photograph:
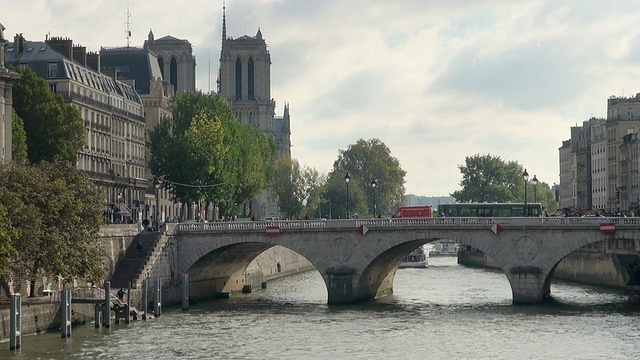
[{"x1": 159, "y1": 179, "x2": 225, "y2": 189}]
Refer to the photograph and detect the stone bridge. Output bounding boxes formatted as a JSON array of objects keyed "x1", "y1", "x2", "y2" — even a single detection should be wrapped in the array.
[{"x1": 148, "y1": 217, "x2": 640, "y2": 304}]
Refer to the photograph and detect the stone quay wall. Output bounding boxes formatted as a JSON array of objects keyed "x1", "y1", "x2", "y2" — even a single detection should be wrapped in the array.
[{"x1": 1, "y1": 229, "x2": 313, "y2": 339}]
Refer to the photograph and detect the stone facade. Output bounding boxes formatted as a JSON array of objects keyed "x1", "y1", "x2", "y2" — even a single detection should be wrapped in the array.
[
  {"x1": 143, "y1": 30, "x2": 196, "y2": 93},
  {"x1": 0, "y1": 23, "x2": 21, "y2": 163},
  {"x1": 6, "y1": 35, "x2": 147, "y2": 222}
]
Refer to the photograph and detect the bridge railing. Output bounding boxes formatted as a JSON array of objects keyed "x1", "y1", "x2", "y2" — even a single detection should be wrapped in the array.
[{"x1": 169, "y1": 216, "x2": 640, "y2": 234}]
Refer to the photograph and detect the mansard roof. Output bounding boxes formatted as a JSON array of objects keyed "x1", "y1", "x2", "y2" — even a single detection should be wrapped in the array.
[
  {"x1": 6, "y1": 40, "x2": 142, "y2": 104},
  {"x1": 100, "y1": 46, "x2": 163, "y2": 95}
]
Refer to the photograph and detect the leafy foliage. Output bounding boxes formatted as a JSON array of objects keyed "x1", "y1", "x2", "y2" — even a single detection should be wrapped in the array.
[
  {"x1": 451, "y1": 154, "x2": 558, "y2": 213},
  {"x1": 11, "y1": 109, "x2": 27, "y2": 163},
  {"x1": 331, "y1": 138, "x2": 406, "y2": 216},
  {"x1": 148, "y1": 91, "x2": 275, "y2": 219},
  {"x1": 11, "y1": 67, "x2": 84, "y2": 164},
  {"x1": 0, "y1": 160, "x2": 105, "y2": 297}
]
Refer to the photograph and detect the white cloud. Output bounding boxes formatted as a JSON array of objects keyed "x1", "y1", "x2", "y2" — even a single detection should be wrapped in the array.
[{"x1": 4, "y1": 0, "x2": 640, "y2": 196}]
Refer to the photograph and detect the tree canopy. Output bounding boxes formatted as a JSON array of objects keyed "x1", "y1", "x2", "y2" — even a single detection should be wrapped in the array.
[
  {"x1": 11, "y1": 109, "x2": 27, "y2": 163},
  {"x1": 275, "y1": 138, "x2": 406, "y2": 219},
  {"x1": 331, "y1": 138, "x2": 406, "y2": 216},
  {"x1": 11, "y1": 67, "x2": 85, "y2": 164},
  {"x1": 148, "y1": 91, "x2": 275, "y2": 219},
  {"x1": 0, "y1": 160, "x2": 105, "y2": 297},
  {"x1": 451, "y1": 154, "x2": 558, "y2": 213}
]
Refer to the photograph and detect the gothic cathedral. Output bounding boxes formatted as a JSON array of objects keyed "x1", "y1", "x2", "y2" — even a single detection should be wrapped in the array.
[{"x1": 217, "y1": 6, "x2": 291, "y2": 219}]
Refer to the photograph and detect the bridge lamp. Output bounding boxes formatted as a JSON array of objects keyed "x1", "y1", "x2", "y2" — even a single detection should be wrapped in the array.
[
  {"x1": 345, "y1": 172, "x2": 351, "y2": 219},
  {"x1": 522, "y1": 169, "x2": 529, "y2": 216},
  {"x1": 370, "y1": 179, "x2": 377, "y2": 218},
  {"x1": 532, "y1": 175, "x2": 539, "y2": 203}
]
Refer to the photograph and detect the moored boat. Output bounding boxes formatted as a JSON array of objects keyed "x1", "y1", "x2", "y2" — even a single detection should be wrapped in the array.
[
  {"x1": 428, "y1": 240, "x2": 459, "y2": 257},
  {"x1": 399, "y1": 246, "x2": 428, "y2": 268}
]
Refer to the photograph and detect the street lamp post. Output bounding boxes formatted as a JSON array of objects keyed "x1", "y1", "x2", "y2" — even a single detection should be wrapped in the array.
[
  {"x1": 370, "y1": 179, "x2": 377, "y2": 218},
  {"x1": 523, "y1": 169, "x2": 529, "y2": 216},
  {"x1": 532, "y1": 174, "x2": 539, "y2": 203},
  {"x1": 344, "y1": 172, "x2": 351, "y2": 219},
  {"x1": 117, "y1": 193, "x2": 122, "y2": 224},
  {"x1": 155, "y1": 183, "x2": 161, "y2": 231}
]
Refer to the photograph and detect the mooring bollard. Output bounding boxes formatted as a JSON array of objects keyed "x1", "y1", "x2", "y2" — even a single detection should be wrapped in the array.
[
  {"x1": 182, "y1": 273, "x2": 189, "y2": 311},
  {"x1": 61, "y1": 289, "x2": 72, "y2": 338},
  {"x1": 154, "y1": 278, "x2": 162, "y2": 317},
  {"x1": 103, "y1": 281, "x2": 111, "y2": 328},
  {"x1": 10, "y1": 293, "x2": 21, "y2": 350},
  {"x1": 126, "y1": 282, "x2": 131, "y2": 324},
  {"x1": 142, "y1": 278, "x2": 148, "y2": 320},
  {"x1": 94, "y1": 303, "x2": 101, "y2": 329}
]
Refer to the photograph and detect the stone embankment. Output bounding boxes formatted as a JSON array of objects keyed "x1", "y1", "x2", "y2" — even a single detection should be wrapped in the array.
[{"x1": 0, "y1": 226, "x2": 313, "y2": 340}]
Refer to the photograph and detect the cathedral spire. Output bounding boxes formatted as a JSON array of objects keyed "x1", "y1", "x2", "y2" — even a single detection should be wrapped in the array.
[{"x1": 222, "y1": 1, "x2": 227, "y2": 42}]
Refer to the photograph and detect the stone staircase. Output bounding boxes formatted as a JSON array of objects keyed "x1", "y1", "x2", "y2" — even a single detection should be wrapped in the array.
[{"x1": 109, "y1": 231, "x2": 168, "y2": 289}]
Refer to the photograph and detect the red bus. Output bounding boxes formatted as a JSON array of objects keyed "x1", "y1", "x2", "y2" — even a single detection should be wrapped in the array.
[{"x1": 392, "y1": 205, "x2": 434, "y2": 218}]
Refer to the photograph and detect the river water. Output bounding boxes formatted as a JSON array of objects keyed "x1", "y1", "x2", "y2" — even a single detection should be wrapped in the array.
[{"x1": 3, "y1": 256, "x2": 640, "y2": 360}]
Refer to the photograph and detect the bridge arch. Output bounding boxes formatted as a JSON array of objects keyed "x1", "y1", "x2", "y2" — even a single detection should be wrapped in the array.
[{"x1": 162, "y1": 218, "x2": 625, "y2": 304}]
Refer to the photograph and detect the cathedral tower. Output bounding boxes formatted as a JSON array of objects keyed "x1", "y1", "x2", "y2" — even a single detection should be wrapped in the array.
[{"x1": 217, "y1": 5, "x2": 292, "y2": 218}]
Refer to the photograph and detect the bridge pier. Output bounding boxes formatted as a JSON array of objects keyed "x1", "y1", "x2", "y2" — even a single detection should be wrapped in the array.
[
  {"x1": 507, "y1": 267, "x2": 551, "y2": 304},
  {"x1": 325, "y1": 267, "x2": 365, "y2": 304}
]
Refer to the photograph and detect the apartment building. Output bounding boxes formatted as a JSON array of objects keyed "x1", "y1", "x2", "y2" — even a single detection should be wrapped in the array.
[
  {"x1": 559, "y1": 95, "x2": 640, "y2": 215},
  {"x1": 0, "y1": 23, "x2": 21, "y2": 163},
  {"x1": 6, "y1": 34, "x2": 146, "y2": 222}
]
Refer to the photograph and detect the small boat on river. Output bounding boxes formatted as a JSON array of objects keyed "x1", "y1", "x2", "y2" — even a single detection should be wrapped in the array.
[
  {"x1": 428, "y1": 240, "x2": 459, "y2": 257},
  {"x1": 399, "y1": 246, "x2": 428, "y2": 268}
]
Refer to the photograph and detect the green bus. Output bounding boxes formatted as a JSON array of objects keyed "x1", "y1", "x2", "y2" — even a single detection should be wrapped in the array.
[{"x1": 436, "y1": 203, "x2": 542, "y2": 217}]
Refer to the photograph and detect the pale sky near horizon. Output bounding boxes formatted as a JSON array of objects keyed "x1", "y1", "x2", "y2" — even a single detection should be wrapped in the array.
[{"x1": 3, "y1": 0, "x2": 640, "y2": 196}]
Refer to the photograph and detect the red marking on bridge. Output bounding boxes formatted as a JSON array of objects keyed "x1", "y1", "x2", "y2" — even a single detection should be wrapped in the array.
[
  {"x1": 491, "y1": 224, "x2": 503, "y2": 234},
  {"x1": 599, "y1": 223, "x2": 615, "y2": 234},
  {"x1": 266, "y1": 225, "x2": 280, "y2": 236},
  {"x1": 358, "y1": 225, "x2": 369, "y2": 235}
]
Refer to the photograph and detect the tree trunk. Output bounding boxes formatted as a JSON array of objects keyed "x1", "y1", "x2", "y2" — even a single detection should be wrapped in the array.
[
  {"x1": 29, "y1": 278, "x2": 36, "y2": 297},
  {"x1": 0, "y1": 278, "x2": 12, "y2": 299}
]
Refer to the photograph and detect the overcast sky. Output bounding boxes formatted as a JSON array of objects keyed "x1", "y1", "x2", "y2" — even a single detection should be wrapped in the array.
[{"x1": 3, "y1": 0, "x2": 639, "y2": 196}]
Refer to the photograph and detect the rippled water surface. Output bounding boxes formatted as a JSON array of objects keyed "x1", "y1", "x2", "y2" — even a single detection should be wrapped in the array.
[{"x1": 4, "y1": 257, "x2": 640, "y2": 360}]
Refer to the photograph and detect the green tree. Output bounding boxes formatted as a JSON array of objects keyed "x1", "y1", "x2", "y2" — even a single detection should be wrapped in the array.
[
  {"x1": 323, "y1": 171, "x2": 366, "y2": 219},
  {"x1": 149, "y1": 91, "x2": 275, "y2": 219},
  {"x1": 270, "y1": 156, "x2": 305, "y2": 219},
  {"x1": 225, "y1": 121, "x2": 275, "y2": 218},
  {"x1": 331, "y1": 138, "x2": 406, "y2": 216},
  {"x1": 451, "y1": 154, "x2": 558, "y2": 213},
  {"x1": 11, "y1": 109, "x2": 27, "y2": 163},
  {"x1": 451, "y1": 154, "x2": 524, "y2": 203},
  {"x1": 0, "y1": 160, "x2": 105, "y2": 297},
  {"x1": 11, "y1": 67, "x2": 84, "y2": 164}
]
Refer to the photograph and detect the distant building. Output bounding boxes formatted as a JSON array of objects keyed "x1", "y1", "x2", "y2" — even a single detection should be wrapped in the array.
[
  {"x1": 558, "y1": 139, "x2": 572, "y2": 211},
  {"x1": 143, "y1": 30, "x2": 196, "y2": 93},
  {"x1": 0, "y1": 23, "x2": 22, "y2": 162},
  {"x1": 558, "y1": 94, "x2": 640, "y2": 215},
  {"x1": 217, "y1": 6, "x2": 292, "y2": 219}
]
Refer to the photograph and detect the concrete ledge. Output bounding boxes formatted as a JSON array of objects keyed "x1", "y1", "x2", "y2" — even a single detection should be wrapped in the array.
[
  {"x1": 325, "y1": 266, "x2": 356, "y2": 275},
  {"x1": 510, "y1": 266, "x2": 542, "y2": 274}
]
